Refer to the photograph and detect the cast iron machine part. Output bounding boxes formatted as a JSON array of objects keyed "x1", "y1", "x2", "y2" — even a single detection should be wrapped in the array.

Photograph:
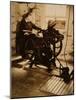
[
  {"x1": 27, "y1": 28, "x2": 73, "y2": 83},
  {"x1": 26, "y1": 27, "x2": 64, "y2": 70},
  {"x1": 42, "y1": 28, "x2": 72, "y2": 83}
]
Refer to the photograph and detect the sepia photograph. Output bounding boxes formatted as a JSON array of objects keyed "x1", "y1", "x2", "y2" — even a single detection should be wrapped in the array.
[{"x1": 10, "y1": 1, "x2": 74, "y2": 98}]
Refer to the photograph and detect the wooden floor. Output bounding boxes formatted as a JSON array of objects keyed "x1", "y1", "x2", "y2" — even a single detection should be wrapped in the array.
[{"x1": 11, "y1": 54, "x2": 74, "y2": 98}]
